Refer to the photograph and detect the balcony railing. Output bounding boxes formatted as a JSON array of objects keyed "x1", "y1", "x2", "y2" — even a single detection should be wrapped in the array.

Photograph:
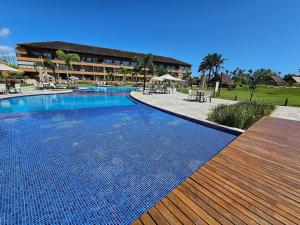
[{"x1": 17, "y1": 56, "x2": 190, "y2": 74}]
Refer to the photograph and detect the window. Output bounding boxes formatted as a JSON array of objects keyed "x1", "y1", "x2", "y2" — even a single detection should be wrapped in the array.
[
  {"x1": 73, "y1": 65, "x2": 81, "y2": 71},
  {"x1": 43, "y1": 52, "x2": 52, "y2": 59},
  {"x1": 91, "y1": 58, "x2": 98, "y2": 63},
  {"x1": 103, "y1": 59, "x2": 113, "y2": 65},
  {"x1": 58, "y1": 64, "x2": 67, "y2": 70},
  {"x1": 94, "y1": 67, "x2": 103, "y2": 72},
  {"x1": 32, "y1": 51, "x2": 42, "y2": 58},
  {"x1": 122, "y1": 61, "x2": 130, "y2": 66},
  {"x1": 81, "y1": 57, "x2": 92, "y2": 63},
  {"x1": 113, "y1": 60, "x2": 121, "y2": 65},
  {"x1": 131, "y1": 62, "x2": 137, "y2": 67},
  {"x1": 82, "y1": 66, "x2": 93, "y2": 72}
]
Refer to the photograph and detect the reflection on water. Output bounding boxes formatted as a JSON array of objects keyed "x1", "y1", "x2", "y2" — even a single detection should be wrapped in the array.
[{"x1": 0, "y1": 93, "x2": 135, "y2": 113}]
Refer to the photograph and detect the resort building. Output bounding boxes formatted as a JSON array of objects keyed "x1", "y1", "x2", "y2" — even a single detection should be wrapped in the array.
[{"x1": 16, "y1": 41, "x2": 191, "y2": 83}]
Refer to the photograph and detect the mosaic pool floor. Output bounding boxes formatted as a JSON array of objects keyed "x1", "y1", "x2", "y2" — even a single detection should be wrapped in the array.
[{"x1": 0, "y1": 93, "x2": 237, "y2": 224}]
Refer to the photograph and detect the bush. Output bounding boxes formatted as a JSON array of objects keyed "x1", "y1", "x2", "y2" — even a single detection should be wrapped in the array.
[{"x1": 207, "y1": 101, "x2": 275, "y2": 129}]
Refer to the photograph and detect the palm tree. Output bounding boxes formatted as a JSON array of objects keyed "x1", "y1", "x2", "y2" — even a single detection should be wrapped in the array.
[
  {"x1": 119, "y1": 67, "x2": 129, "y2": 84},
  {"x1": 56, "y1": 50, "x2": 80, "y2": 86},
  {"x1": 183, "y1": 71, "x2": 192, "y2": 87},
  {"x1": 43, "y1": 59, "x2": 57, "y2": 82},
  {"x1": 198, "y1": 54, "x2": 215, "y2": 81},
  {"x1": 132, "y1": 65, "x2": 142, "y2": 84},
  {"x1": 210, "y1": 53, "x2": 225, "y2": 97},
  {"x1": 134, "y1": 54, "x2": 154, "y2": 90}
]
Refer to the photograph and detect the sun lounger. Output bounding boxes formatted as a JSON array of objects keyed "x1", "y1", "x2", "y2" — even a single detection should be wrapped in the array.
[
  {"x1": 143, "y1": 87, "x2": 152, "y2": 95},
  {"x1": 188, "y1": 89, "x2": 197, "y2": 100},
  {"x1": 34, "y1": 83, "x2": 44, "y2": 90},
  {"x1": 0, "y1": 84, "x2": 7, "y2": 94},
  {"x1": 49, "y1": 83, "x2": 56, "y2": 89},
  {"x1": 9, "y1": 84, "x2": 22, "y2": 94}
]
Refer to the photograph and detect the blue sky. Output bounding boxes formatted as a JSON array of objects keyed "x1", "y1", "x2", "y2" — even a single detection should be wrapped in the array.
[{"x1": 1, "y1": 0, "x2": 300, "y2": 76}]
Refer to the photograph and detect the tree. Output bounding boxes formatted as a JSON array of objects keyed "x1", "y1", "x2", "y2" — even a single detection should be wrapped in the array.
[
  {"x1": 198, "y1": 54, "x2": 214, "y2": 81},
  {"x1": 119, "y1": 67, "x2": 129, "y2": 83},
  {"x1": 183, "y1": 71, "x2": 192, "y2": 87},
  {"x1": 43, "y1": 59, "x2": 57, "y2": 82},
  {"x1": 105, "y1": 72, "x2": 114, "y2": 81},
  {"x1": 252, "y1": 69, "x2": 273, "y2": 84},
  {"x1": 248, "y1": 75, "x2": 257, "y2": 101},
  {"x1": 132, "y1": 65, "x2": 142, "y2": 84},
  {"x1": 134, "y1": 54, "x2": 154, "y2": 90},
  {"x1": 284, "y1": 73, "x2": 297, "y2": 86},
  {"x1": 209, "y1": 53, "x2": 225, "y2": 97},
  {"x1": 155, "y1": 66, "x2": 168, "y2": 76},
  {"x1": 56, "y1": 50, "x2": 80, "y2": 86}
]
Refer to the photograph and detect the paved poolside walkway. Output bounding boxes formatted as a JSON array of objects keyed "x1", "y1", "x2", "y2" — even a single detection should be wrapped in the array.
[
  {"x1": 271, "y1": 106, "x2": 300, "y2": 121},
  {"x1": 133, "y1": 117, "x2": 300, "y2": 225},
  {"x1": 0, "y1": 86, "x2": 73, "y2": 100},
  {"x1": 130, "y1": 91, "x2": 243, "y2": 132},
  {"x1": 131, "y1": 91, "x2": 300, "y2": 125}
]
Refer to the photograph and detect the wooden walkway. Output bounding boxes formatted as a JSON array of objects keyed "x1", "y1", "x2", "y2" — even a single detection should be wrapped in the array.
[{"x1": 132, "y1": 117, "x2": 300, "y2": 225}]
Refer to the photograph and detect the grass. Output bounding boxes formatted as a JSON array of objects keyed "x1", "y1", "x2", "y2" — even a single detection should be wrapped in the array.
[
  {"x1": 208, "y1": 101, "x2": 275, "y2": 129},
  {"x1": 178, "y1": 86, "x2": 300, "y2": 107}
]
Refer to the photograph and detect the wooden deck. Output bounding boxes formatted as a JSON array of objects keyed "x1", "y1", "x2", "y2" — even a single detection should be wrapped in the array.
[{"x1": 132, "y1": 117, "x2": 300, "y2": 225}]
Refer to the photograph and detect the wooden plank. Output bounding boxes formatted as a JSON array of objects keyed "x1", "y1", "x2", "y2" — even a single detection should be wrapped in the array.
[
  {"x1": 140, "y1": 212, "x2": 156, "y2": 225},
  {"x1": 131, "y1": 219, "x2": 143, "y2": 225},
  {"x1": 148, "y1": 207, "x2": 170, "y2": 225},
  {"x1": 133, "y1": 117, "x2": 300, "y2": 225},
  {"x1": 161, "y1": 197, "x2": 194, "y2": 225},
  {"x1": 168, "y1": 192, "x2": 207, "y2": 224},
  {"x1": 154, "y1": 201, "x2": 182, "y2": 225}
]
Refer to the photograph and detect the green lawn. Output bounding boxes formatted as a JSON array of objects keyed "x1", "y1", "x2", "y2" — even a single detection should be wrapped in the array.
[{"x1": 178, "y1": 86, "x2": 300, "y2": 107}]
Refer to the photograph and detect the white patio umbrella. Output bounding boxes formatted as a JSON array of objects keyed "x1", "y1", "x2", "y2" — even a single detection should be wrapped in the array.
[
  {"x1": 150, "y1": 76, "x2": 164, "y2": 82},
  {"x1": 160, "y1": 74, "x2": 179, "y2": 81},
  {"x1": 69, "y1": 76, "x2": 79, "y2": 80},
  {"x1": 45, "y1": 74, "x2": 55, "y2": 80},
  {"x1": 0, "y1": 63, "x2": 21, "y2": 72}
]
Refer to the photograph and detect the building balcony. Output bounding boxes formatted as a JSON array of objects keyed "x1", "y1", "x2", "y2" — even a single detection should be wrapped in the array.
[{"x1": 17, "y1": 56, "x2": 189, "y2": 75}]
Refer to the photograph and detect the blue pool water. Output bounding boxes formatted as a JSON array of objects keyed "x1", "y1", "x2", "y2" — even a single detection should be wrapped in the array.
[
  {"x1": 0, "y1": 95, "x2": 134, "y2": 113},
  {"x1": 0, "y1": 89, "x2": 237, "y2": 224},
  {"x1": 79, "y1": 86, "x2": 141, "y2": 93}
]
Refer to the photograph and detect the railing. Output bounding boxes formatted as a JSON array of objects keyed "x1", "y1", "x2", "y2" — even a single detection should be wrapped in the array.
[{"x1": 16, "y1": 56, "x2": 188, "y2": 74}]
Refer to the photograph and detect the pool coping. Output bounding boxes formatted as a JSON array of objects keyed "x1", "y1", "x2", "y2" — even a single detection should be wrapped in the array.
[
  {"x1": 0, "y1": 90, "x2": 74, "y2": 100},
  {"x1": 130, "y1": 91, "x2": 243, "y2": 136}
]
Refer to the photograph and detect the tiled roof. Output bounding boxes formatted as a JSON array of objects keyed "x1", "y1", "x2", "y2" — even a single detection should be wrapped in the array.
[
  {"x1": 17, "y1": 41, "x2": 191, "y2": 67},
  {"x1": 292, "y1": 76, "x2": 300, "y2": 83}
]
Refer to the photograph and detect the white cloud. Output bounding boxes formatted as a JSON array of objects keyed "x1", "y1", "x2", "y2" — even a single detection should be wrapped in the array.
[{"x1": 0, "y1": 28, "x2": 11, "y2": 38}]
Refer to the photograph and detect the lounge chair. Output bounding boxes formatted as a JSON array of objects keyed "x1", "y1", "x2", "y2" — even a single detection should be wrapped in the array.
[
  {"x1": 143, "y1": 87, "x2": 151, "y2": 95},
  {"x1": 0, "y1": 84, "x2": 7, "y2": 94},
  {"x1": 49, "y1": 83, "x2": 56, "y2": 89},
  {"x1": 188, "y1": 89, "x2": 197, "y2": 100},
  {"x1": 55, "y1": 83, "x2": 67, "y2": 89},
  {"x1": 34, "y1": 82, "x2": 44, "y2": 90},
  {"x1": 10, "y1": 84, "x2": 22, "y2": 94}
]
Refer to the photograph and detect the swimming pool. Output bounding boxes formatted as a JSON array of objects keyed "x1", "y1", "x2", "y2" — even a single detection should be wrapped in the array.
[{"x1": 0, "y1": 89, "x2": 237, "y2": 224}]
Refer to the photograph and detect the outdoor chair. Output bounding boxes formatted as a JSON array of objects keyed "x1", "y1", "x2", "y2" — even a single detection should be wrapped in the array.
[
  {"x1": 34, "y1": 82, "x2": 44, "y2": 90},
  {"x1": 49, "y1": 83, "x2": 57, "y2": 89},
  {"x1": 0, "y1": 84, "x2": 7, "y2": 94},
  {"x1": 9, "y1": 84, "x2": 22, "y2": 94},
  {"x1": 143, "y1": 88, "x2": 151, "y2": 95},
  {"x1": 188, "y1": 89, "x2": 197, "y2": 101},
  {"x1": 197, "y1": 91, "x2": 212, "y2": 103}
]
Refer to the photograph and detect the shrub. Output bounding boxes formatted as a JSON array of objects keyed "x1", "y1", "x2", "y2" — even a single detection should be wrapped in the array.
[{"x1": 207, "y1": 101, "x2": 275, "y2": 129}]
